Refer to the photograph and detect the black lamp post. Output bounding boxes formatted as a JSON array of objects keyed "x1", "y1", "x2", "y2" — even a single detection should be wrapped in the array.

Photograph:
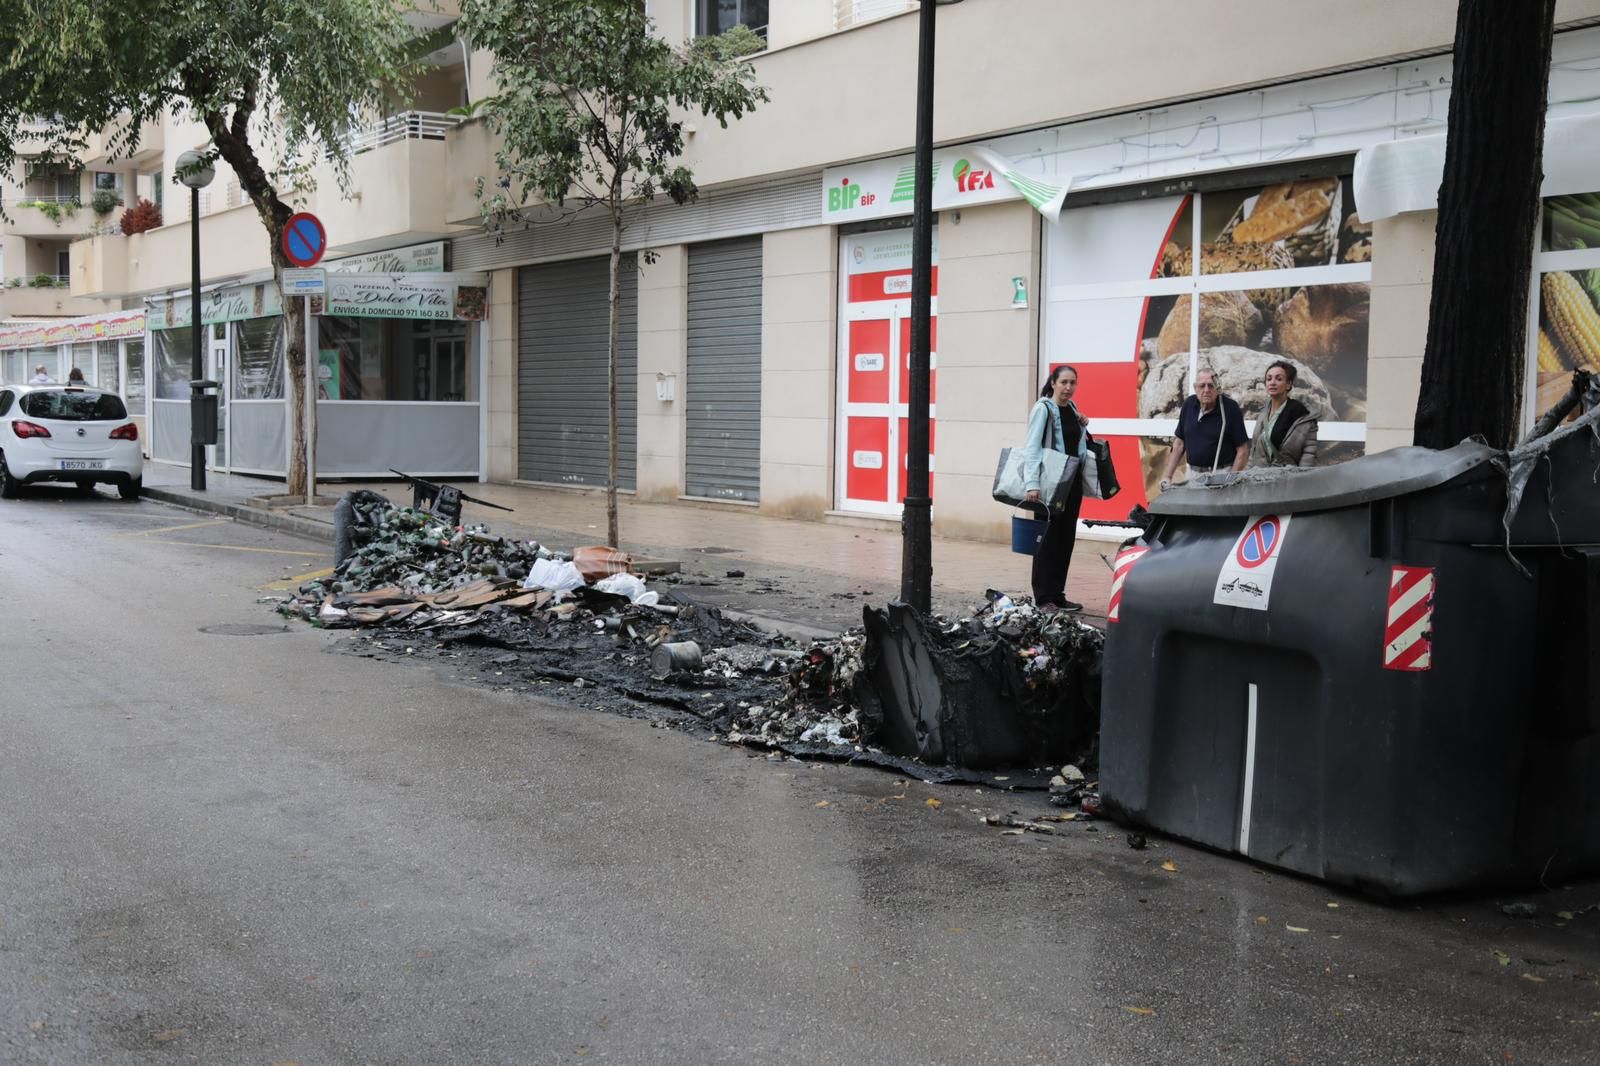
[
  {"x1": 175, "y1": 148, "x2": 215, "y2": 492},
  {"x1": 901, "y1": 0, "x2": 963, "y2": 614}
]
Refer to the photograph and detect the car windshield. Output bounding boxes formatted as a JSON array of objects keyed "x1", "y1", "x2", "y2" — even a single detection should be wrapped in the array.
[{"x1": 19, "y1": 390, "x2": 128, "y2": 421}]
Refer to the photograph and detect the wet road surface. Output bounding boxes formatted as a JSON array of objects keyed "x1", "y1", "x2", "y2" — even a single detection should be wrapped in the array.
[{"x1": 1, "y1": 489, "x2": 1598, "y2": 1064}]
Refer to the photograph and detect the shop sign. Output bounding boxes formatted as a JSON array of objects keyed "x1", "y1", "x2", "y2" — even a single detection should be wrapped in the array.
[
  {"x1": 0, "y1": 308, "x2": 146, "y2": 351},
  {"x1": 148, "y1": 282, "x2": 283, "y2": 330},
  {"x1": 823, "y1": 145, "x2": 1068, "y2": 223},
  {"x1": 319, "y1": 272, "x2": 488, "y2": 321},
  {"x1": 327, "y1": 240, "x2": 446, "y2": 274}
]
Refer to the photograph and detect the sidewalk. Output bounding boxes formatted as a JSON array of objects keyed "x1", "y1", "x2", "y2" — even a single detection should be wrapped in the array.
[{"x1": 140, "y1": 465, "x2": 1119, "y2": 635}]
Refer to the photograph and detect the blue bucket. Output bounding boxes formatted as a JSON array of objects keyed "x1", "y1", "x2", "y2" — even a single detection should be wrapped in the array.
[{"x1": 1011, "y1": 505, "x2": 1049, "y2": 556}]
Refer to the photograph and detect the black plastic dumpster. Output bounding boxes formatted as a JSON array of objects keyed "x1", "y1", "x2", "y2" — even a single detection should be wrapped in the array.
[{"x1": 1102, "y1": 404, "x2": 1600, "y2": 895}]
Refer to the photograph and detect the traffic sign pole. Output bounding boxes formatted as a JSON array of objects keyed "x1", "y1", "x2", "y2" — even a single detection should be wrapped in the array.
[{"x1": 282, "y1": 212, "x2": 326, "y2": 501}]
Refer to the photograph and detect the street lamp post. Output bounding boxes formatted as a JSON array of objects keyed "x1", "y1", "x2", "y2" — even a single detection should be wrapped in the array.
[
  {"x1": 175, "y1": 149, "x2": 215, "y2": 492},
  {"x1": 901, "y1": 0, "x2": 963, "y2": 614}
]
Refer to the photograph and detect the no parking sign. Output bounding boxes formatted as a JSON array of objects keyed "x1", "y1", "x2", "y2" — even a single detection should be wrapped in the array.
[{"x1": 1214, "y1": 514, "x2": 1293, "y2": 611}]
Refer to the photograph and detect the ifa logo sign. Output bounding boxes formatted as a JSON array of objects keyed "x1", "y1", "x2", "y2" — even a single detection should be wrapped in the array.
[{"x1": 952, "y1": 158, "x2": 995, "y2": 194}]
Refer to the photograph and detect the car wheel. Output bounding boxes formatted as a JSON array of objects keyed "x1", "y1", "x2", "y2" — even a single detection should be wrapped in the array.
[
  {"x1": 0, "y1": 453, "x2": 19, "y2": 499},
  {"x1": 118, "y1": 476, "x2": 142, "y2": 501}
]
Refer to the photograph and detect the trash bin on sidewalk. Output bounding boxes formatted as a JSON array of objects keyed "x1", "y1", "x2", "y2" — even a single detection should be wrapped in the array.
[{"x1": 1101, "y1": 405, "x2": 1600, "y2": 895}]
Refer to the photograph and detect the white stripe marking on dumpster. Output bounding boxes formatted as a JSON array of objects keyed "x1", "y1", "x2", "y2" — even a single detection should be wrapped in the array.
[
  {"x1": 1239, "y1": 682, "x2": 1259, "y2": 857},
  {"x1": 1387, "y1": 572, "x2": 1434, "y2": 625}
]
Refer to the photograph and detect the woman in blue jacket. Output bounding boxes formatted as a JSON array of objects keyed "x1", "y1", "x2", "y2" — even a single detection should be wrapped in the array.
[{"x1": 1023, "y1": 365, "x2": 1089, "y2": 613}]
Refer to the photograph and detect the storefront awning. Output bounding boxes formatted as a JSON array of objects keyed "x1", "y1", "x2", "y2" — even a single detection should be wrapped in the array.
[{"x1": 1353, "y1": 103, "x2": 1600, "y2": 222}]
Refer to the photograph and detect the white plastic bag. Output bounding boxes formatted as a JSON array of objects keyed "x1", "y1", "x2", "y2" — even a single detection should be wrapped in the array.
[
  {"x1": 522, "y1": 558, "x2": 585, "y2": 600},
  {"x1": 595, "y1": 572, "x2": 655, "y2": 603}
]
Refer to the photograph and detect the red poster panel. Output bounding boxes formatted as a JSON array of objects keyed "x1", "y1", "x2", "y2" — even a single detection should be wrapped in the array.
[
  {"x1": 897, "y1": 418, "x2": 936, "y2": 503},
  {"x1": 846, "y1": 320, "x2": 891, "y2": 404},
  {"x1": 898, "y1": 317, "x2": 938, "y2": 404},
  {"x1": 847, "y1": 266, "x2": 940, "y2": 304},
  {"x1": 845, "y1": 417, "x2": 890, "y2": 503}
]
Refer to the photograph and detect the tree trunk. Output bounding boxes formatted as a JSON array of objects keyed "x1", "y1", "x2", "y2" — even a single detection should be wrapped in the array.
[
  {"x1": 606, "y1": 204, "x2": 622, "y2": 549},
  {"x1": 1413, "y1": 0, "x2": 1556, "y2": 450}
]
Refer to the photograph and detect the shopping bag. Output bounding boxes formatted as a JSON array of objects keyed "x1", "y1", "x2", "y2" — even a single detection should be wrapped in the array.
[
  {"x1": 992, "y1": 447, "x2": 1081, "y2": 513},
  {"x1": 1082, "y1": 437, "x2": 1121, "y2": 500}
]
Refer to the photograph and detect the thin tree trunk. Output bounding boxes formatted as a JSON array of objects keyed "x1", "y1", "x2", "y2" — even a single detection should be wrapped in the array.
[
  {"x1": 1414, "y1": 0, "x2": 1556, "y2": 450},
  {"x1": 606, "y1": 201, "x2": 622, "y2": 549}
]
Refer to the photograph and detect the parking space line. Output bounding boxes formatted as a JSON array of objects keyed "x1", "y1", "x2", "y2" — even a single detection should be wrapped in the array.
[
  {"x1": 116, "y1": 518, "x2": 233, "y2": 537},
  {"x1": 143, "y1": 539, "x2": 326, "y2": 557},
  {"x1": 260, "y1": 566, "x2": 335, "y2": 590}
]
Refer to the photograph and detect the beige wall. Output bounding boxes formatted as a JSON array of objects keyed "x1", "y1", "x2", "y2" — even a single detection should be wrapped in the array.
[
  {"x1": 931, "y1": 201, "x2": 1039, "y2": 542},
  {"x1": 637, "y1": 246, "x2": 688, "y2": 501},
  {"x1": 485, "y1": 268, "x2": 518, "y2": 481},
  {"x1": 681, "y1": 0, "x2": 1600, "y2": 190},
  {"x1": 767, "y1": 1, "x2": 834, "y2": 50},
  {"x1": 311, "y1": 137, "x2": 460, "y2": 255},
  {"x1": 759, "y1": 225, "x2": 836, "y2": 519},
  {"x1": 1365, "y1": 212, "x2": 1439, "y2": 454}
]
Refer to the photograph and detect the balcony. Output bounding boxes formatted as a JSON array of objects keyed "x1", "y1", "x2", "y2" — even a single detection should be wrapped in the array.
[
  {"x1": 72, "y1": 201, "x2": 268, "y2": 299},
  {"x1": 80, "y1": 115, "x2": 164, "y2": 168},
  {"x1": 2, "y1": 194, "x2": 98, "y2": 238},
  {"x1": 0, "y1": 279, "x2": 116, "y2": 318},
  {"x1": 312, "y1": 111, "x2": 474, "y2": 253}
]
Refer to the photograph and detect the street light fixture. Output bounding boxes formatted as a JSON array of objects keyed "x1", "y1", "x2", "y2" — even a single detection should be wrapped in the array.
[
  {"x1": 175, "y1": 148, "x2": 215, "y2": 492},
  {"x1": 901, "y1": 0, "x2": 964, "y2": 614}
]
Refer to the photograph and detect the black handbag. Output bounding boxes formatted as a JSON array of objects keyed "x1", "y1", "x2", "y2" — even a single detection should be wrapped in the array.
[{"x1": 1083, "y1": 435, "x2": 1121, "y2": 500}]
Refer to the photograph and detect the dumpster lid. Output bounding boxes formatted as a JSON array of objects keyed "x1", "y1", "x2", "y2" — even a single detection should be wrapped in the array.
[{"x1": 1148, "y1": 441, "x2": 1500, "y2": 517}]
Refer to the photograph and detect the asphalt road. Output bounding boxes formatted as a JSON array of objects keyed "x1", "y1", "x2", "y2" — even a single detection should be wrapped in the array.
[{"x1": 2, "y1": 487, "x2": 1599, "y2": 1065}]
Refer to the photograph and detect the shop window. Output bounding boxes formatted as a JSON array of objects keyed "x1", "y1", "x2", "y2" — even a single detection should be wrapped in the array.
[
  {"x1": 1044, "y1": 174, "x2": 1371, "y2": 521},
  {"x1": 233, "y1": 317, "x2": 284, "y2": 400},
  {"x1": 124, "y1": 339, "x2": 146, "y2": 406},
  {"x1": 317, "y1": 317, "x2": 474, "y2": 402},
  {"x1": 697, "y1": 0, "x2": 767, "y2": 37},
  {"x1": 1532, "y1": 192, "x2": 1600, "y2": 420},
  {"x1": 96, "y1": 341, "x2": 119, "y2": 393},
  {"x1": 153, "y1": 327, "x2": 194, "y2": 399}
]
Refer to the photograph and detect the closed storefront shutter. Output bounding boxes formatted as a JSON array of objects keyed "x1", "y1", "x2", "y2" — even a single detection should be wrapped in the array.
[
  {"x1": 686, "y1": 238, "x2": 763, "y2": 501},
  {"x1": 517, "y1": 256, "x2": 638, "y2": 489}
]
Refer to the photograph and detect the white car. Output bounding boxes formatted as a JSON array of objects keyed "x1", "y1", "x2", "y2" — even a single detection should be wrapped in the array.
[{"x1": 0, "y1": 384, "x2": 143, "y2": 499}]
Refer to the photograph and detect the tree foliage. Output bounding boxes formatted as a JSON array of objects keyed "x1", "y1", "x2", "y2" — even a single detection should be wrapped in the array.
[
  {"x1": 0, "y1": 0, "x2": 426, "y2": 494},
  {"x1": 459, "y1": 0, "x2": 766, "y2": 546}
]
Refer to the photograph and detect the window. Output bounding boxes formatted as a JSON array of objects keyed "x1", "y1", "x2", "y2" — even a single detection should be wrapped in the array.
[
  {"x1": 697, "y1": 0, "x2": 767, "y2": 37},
  {"x1": 20, "y1": 389, "x2": 127, "y2": 421},
  {"x1": 124, "y1": 339, "x2": 146, "y2": 406},
  {"x1": 55, "y1": 250, "x2": 70, "y2": 278},
  {"x1": 232, "y1": 317, "x2": 284, "y2": 400},
  {"x1": 0, "y1": 390, "x2": 12, "y2": 416},
  {"x1": 1531, "y1": 191, "x2": 1600, "y2": 419},
  {"x1": 316, "y1": 317, "x2": 474, "y2": 402},
  {"x1": 93, "y1": 172, "x2": 118, "y2": 192}
]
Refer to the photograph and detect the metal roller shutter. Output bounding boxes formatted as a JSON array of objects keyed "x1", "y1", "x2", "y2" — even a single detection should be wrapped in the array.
[
  {"x1": 686, "y1": 238, "x2": 763, "y2": 501},
  {"x1": 517, "y1": 256, "x2": 638, "y2": 489}
]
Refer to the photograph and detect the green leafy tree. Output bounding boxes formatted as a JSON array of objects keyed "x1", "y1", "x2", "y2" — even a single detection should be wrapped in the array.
[
  {"x1": 459, "y1": 0, "x2": 766, "y2": 548},
  {"x1": 0, "y1": 0, "x2": 425, "y2": 496}
]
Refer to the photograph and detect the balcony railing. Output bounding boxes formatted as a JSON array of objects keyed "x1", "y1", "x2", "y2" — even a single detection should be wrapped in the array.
[
  {"x1": 347, "y1": 111, "x2": 465, "y2": 155},
  {"x1": 6, "y1": 274, "x2": 71, "y2": 289}
]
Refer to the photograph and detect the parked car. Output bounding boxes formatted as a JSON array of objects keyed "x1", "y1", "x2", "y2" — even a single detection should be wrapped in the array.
[{"x1": 0, "y1": 384, "x2": 142, "y2": 499}]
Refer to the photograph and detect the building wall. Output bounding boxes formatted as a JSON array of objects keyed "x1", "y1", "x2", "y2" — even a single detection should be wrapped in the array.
[
  {"x1": 759, "y1": 225, "x2": 836, "y2": 520},
  {"x1": 1366, "y1": 212, "x2": 1440, "y2": 454},
  {"x1": 485, "y1": 268, "x2": 518, "y2": 481},
  {"x1": 930, "y1": 201, "x2": 1040, "y2": 542},
  {"x1": 637, "y1": 246, "x2": 688, "y2": 501}
]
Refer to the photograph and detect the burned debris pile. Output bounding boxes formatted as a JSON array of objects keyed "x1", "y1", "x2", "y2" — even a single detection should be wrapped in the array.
[{"x1": 275, "y1": 493, "x2": 1105, "y2": 779}]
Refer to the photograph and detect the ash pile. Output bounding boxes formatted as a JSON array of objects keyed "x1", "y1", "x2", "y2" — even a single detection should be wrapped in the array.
[
  {"x1": 747, "y1": 592, "x2": 1104, "y2": 777},
  {"x1": 276, "y1": 492, "x2": 1104, "y2": 782}
]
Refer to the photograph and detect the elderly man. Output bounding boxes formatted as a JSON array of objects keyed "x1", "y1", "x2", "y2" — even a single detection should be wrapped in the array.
[
  {"x1": 28, "y1": 364, "x2": 51, "y2": 384},
  {"x1": 1159, "y1": 367, "x2": 1249, "y2": 490}
]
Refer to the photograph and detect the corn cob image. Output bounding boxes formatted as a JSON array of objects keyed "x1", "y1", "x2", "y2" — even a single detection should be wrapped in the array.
[
  {"x1": 1542, "y1": 271, "x2": 1600, "y2": 370},
  {"x1": 1538, "y1": 328, "x2": 1567, "y2": 372}
]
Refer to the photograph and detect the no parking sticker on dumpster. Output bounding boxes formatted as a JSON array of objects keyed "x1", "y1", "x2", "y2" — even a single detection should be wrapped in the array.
[{"x1": 1213, "y1": 514, "x2": 1292, "y2": 611}]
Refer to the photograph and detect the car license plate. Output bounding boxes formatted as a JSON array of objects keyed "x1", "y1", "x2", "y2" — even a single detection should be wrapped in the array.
[{"x1": 58, "y1": 459, "x2": 105, "y2": 471}]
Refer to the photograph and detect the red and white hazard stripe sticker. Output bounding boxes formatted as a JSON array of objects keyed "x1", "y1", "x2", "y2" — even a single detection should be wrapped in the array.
[
  {"x1": 1107, "y1": 546, "x2": 1148, "y2": 623},
  {"x1": 1384, "y1": 565, "x2": 1434, "y2": 671}
]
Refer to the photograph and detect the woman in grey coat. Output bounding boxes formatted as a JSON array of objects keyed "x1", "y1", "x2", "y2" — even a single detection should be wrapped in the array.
[{"x1": 1248, "y1": 360, "x2": 1320, "y2": 468}]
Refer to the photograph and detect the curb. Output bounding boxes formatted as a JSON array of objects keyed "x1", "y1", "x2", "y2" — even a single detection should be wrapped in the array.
[{"x1": 141, "y1": 487, "x2": 334, "y2": 545}]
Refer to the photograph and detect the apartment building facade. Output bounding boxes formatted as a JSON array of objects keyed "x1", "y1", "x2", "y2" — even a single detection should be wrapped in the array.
[{"x1": 11, "y1": 0, "x2": 1600, "y2": 542}]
